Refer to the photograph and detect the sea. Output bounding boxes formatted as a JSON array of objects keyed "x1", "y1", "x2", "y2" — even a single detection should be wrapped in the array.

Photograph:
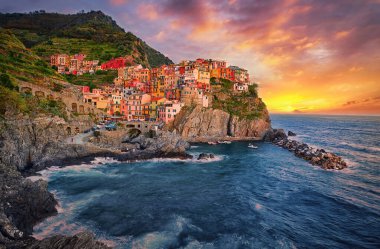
[{"x1": 31, "y1": 114, "x2": 380, "y2": 249}]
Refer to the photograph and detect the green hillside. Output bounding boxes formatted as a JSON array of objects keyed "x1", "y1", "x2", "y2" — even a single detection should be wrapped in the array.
[
  {"x1": 0, "y1": 28, "x2": 63, "y2": 84},
  {"x1": 0, "y1": 28, "x2": 68, "y2": 119},
  {"x1": 0, "y1": 10, "x2": 173, "y2": 67}
]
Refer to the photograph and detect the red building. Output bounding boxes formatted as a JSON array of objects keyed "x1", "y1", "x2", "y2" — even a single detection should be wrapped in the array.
[
  {"x1": 178, "y1": 66, "x2": 185, "y2": 75},
  {"x1": 101, "y1": 57, "x2": 128, "y2": 70},
  {"x1": 81, "y1": 86, "x2": 90, "y2": 93}
]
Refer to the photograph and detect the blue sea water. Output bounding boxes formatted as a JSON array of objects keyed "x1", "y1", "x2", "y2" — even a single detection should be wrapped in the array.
[{"x1": 33, "y1": 115, "x2": 380, "y2": 249}]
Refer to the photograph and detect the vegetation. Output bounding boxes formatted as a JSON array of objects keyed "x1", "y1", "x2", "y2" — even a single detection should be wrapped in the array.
[
  {"x1": 211, "y1": 81, "x2": 265, "y2": 120},
  {"x1": 247, "y1": 83, "x2": 258, "y2": 98},
  {"x1": 0, "y1": 28, "x2": 63, "y2": 84},
  {"x1": 0, "y1": 11, "x2": 173, "y2": 67},
  {"x1": 0, "y1": 85, "x2": 67, "y2": 120},
  {"x1": 64, "y1": 70, "x2": 117, "y2": 89},
  {"x1": 0, "y1": 73, "x2": 16, "y2": 90}
]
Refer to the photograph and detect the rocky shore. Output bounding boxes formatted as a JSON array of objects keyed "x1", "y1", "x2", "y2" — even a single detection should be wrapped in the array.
[
  {"x1": 264, "y1": 129, "x2": 348, "y2": 170},
  {"x1": 0, "y1": 116, "x2": 191, "y2": 249}
]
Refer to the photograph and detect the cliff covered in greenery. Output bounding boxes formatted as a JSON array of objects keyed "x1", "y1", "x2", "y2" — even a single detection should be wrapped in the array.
[{"x1": 0, "y1": 10, "x2": 173, "y2": 67}]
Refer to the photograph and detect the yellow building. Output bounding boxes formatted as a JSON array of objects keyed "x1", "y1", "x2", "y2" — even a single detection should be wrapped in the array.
[
  {"x1": 151, "y1": 79, "x2": 165, "y2": 98},
  {"x1": 149, "y1": 97, "x2": 167, "y2": 120},
  {"x1": 198, "y1": 70, "x2": 210, "y2": 85}
]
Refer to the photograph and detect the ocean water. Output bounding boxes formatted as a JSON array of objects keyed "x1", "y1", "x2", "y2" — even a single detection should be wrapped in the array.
[{"x1": 32, "y1": 115, "x2": 380, "y2": 249}]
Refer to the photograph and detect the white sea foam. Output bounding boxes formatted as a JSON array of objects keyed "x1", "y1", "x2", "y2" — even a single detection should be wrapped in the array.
[
  {"x1": 340, "y1": 141, "x2": 380, "y2": 153},
  {"x1": 131, "y1": 215, "x2": 200, "y2": 249},
  {"x1": 27, "y1": 157, "x2": 121, "y2": 182},
  {"x1": 139, "y1": 154, "x2": 225, "y2": 164},
  {"x1": 32, "y1": 188, "x2": 116, "y2": 240}
]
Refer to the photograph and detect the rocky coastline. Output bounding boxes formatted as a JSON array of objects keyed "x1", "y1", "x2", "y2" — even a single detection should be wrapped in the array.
[
  {"x1": 0, "y1": 116, "x2": 191, "y2": 249},
  {"x1": 264, "y1": 129, "x2": 348, "y2": 170},
  {"x1": 0, "y1": 114, "x2": 349, "y2": 248}
]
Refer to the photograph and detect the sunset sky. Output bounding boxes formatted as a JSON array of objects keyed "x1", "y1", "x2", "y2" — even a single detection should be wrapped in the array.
[{"x1": 1, "y1": 0, "x2": 380, "y2": 115}]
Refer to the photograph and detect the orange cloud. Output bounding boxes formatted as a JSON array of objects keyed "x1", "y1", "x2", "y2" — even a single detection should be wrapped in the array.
[
  {"x1": 335, "y1": 30, "x2": 351, "y2": 39},
  {"x1": 138, "y1": 4, "x2": 158, "y2": 20}
]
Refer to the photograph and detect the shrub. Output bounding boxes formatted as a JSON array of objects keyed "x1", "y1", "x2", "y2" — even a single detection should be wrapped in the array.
[
  {"x1": 248, "y1": 83, "x2": 258, "y2": 98},
  {"x1": 0, "y1": 73, "x2": 15, "y2": 90}
]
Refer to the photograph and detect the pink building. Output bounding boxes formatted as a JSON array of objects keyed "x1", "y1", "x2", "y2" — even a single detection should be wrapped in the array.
[
  {"x1": 124, "y1": 94, "x2": 151, "y2": 121},
  {"x1": 158, "y1": 101, "x2": 184, "y2": 124}
]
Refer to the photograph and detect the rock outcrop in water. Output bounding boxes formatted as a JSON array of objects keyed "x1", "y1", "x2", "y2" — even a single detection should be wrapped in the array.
[
  {"x1": 88, "y1": 130, "x2": 192, "y2": 160},
  {"x1": 197, "y1": 153, "x2": 215, "y2": 160},
  {"x1": 264, "y1": 129, "x2": 347, "y2": 170},
  {"x1": 169, "y1": 106, "x2": 271, "y2": 142}
]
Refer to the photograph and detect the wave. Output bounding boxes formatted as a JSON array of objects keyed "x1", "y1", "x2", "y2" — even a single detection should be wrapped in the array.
[
  {"x1": 340, "y1": 141, "x2": 380, "y2": 153},
  {"x1": 130, "y1": 215, "x2": 201, "y2": 249},
  {"x1": 142, "y1": 154, "x2": 225, "y2": 164},
  {"x1": 27, "y1": 157, "x2": 121, "y2": 182}
]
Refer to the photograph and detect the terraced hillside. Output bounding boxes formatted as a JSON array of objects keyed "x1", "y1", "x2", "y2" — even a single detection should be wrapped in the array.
[{"x1": 0, "y1": 10, "x2": 173, "y2": 67}]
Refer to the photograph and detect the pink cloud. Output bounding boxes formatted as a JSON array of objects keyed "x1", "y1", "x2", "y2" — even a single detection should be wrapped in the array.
[
  {"x1": 109, "y1": 0, "x2": 128, "y2": 6},
  {"x1": 138, "y1": 4, "x2": 159, "y2": 21}
]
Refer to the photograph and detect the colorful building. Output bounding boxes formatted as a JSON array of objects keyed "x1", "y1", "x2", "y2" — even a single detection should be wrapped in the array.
[{"x1": 158, "y1": 101, "x2": 184, "y2": 124}]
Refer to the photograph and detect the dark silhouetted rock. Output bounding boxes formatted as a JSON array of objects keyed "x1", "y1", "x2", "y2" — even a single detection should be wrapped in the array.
[
  {"x1": 197, "y1": 153, "x2": 215, "y2": 160},
  {"x1": 288, "y1": 131, "x2": 296, "y2": 136}
]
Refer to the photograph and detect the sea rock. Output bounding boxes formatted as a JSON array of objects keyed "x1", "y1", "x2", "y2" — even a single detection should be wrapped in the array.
[
  {"x1": 263, "y1": 128, "x2": 287, "y2": 142},
  {"x1": 264, "y1": 129, "x2": 347, "y2": 170},
  {"x1": 197, "y1": 153, "x2": 215, "y2": 160},
  {"x1": 288, "y1": 131, "x2": 296, "y2": 136},
  {"x1": 0, "y1": 163, "x2": 57, "y2": 246},
  {"x1": 27, "y1": 231, "x2": 111, "y2": 249},
  {"x1": 91, "y1": 130, "x2": 191, "y2": 159}
]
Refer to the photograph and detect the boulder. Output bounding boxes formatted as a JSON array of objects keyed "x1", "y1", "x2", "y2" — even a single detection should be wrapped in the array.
[
  {"x1": 288, "y1": 131, "x2": 296, "y2": 136},
  {"x1": 197, "y1": 153, "x2": 215, "y2": 160}
]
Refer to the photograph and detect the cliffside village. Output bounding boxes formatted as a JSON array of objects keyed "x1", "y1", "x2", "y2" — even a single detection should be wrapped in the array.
[{"x1": 50, "y1": 54, "x2": 253, "y2": 124}]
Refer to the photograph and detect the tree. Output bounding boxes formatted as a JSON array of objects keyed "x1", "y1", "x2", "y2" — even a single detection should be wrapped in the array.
[
  {"x1": 0, "y1": 74, "x2": 15, "y2": 90},
  {"x1": 248, "y1": 83, "x2": 258, "y2": 97}
]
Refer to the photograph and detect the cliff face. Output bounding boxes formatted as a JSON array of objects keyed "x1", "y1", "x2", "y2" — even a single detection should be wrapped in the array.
[
  {"x1": 228, "y1": 109, "x2": 271, "y2": 137},
  {"x1": 170, "y1": 106, "x2": 230, "y2": 140},
  {"x1": 0, "y1": 115, "x2": 95, "y2": 172},
  {"x1": 170, "y1": 104, "x2": 271, "y2": 142}
]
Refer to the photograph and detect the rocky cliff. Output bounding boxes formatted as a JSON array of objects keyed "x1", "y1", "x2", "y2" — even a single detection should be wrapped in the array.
[{"x1": 170, "y1": 105, "x2": 271, "y2": 142}]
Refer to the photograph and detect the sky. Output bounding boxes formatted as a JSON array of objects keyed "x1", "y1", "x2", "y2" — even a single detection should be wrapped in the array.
[{"x1": 1, "y1": 0, "x2": 380, "y2": 115}]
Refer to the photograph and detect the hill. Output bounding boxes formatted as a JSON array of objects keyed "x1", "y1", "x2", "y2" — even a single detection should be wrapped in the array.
[
  {"x1": 0, "y1": 28, "x2": 63, "y2": 84},
  {"x1": 0, "y1": 10, "x2": 173, "y2": 67}
]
